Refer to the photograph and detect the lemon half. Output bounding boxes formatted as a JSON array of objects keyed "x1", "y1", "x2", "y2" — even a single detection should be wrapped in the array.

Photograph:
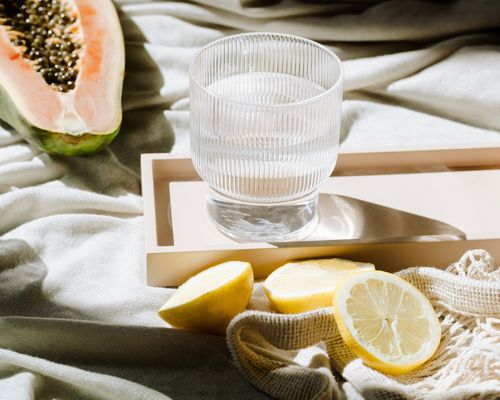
[
  {"x1": 333, "y1": 270, "x2": 441, "y2": 375},
  {"x1": 158, "y1": 261, "x2": 253, "y2": 335},
  {"x1": 263, "y1": 258, "x2": 375, "y2": 314}
]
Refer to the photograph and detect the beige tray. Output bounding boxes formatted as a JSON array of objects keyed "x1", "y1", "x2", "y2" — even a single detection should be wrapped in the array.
[
  {"x1": 332, "y1": 143, "x2": 500, "y2": 173},
  {"x1": 141, "y1": 153, "x2": 500, "y2": 286}
]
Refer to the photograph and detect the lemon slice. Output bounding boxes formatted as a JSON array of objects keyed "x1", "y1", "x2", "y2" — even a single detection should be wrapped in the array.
[
  {"x1": 263, "y1": 258, "x2": 374, "y2": 314},
  {"x1": 333, "y1": 270, "x2": 441, "y2": 375},
  {"x1": 158, "y1": 261, "x2": 253, "y2": 335}
]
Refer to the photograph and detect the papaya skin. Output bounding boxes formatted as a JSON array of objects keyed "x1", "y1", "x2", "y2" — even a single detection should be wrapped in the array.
[{"x1": 0, "y1": 83, "x2": 120, "y2": 157}]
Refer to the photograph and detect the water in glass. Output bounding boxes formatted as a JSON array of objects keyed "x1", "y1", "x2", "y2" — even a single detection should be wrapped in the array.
[{"x1": 190, "y1": 33, "x2": 343, "y2": 242}]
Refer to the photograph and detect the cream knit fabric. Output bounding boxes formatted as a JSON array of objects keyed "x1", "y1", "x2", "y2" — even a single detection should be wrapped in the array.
[{"x1": 227, "y1": 250, "x2": 500, "y2": 400}]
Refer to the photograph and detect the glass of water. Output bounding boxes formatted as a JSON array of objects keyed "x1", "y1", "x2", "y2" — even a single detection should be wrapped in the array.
[{"x1": 189, "y1": 33, "x2": 343, "y2": 242}]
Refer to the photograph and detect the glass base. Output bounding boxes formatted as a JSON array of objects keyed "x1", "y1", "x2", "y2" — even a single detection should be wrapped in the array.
[{"x1": 207, "y1": 189, "x2": 319, "y2": 242}]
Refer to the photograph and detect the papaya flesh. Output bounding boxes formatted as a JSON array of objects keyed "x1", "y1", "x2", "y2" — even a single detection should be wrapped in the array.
[{"x1": 0, "y1": 0, "x2": 124, "y2": 156}]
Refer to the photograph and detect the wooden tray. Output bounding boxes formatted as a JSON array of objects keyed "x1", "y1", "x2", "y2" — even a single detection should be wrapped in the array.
[
  {"x1": 333, "y1": 143, "x2": 500, "y2": 174},
  {"x1": 141, "y1": 153, "x2": 500, "y2": 286}
]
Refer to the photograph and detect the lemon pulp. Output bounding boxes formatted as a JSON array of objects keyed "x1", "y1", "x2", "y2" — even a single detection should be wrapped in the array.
[
  {"x1": 264, "y1": 258, "x2": 374, "y2": 314},
  {"x1": 333, "y1": 270, "x2": 441, "y2": 375}
]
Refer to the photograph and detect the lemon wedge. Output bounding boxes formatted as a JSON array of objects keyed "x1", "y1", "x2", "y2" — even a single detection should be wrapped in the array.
[
  {"x1": 158, "y1": 261, "x2": 253, "y2": 335},
  {"x1": 333, "y1": 270, "x2": 441, "y2": 375},
  {"x1": 263, "y1": 258, "x2": 374, "y2": 314}
]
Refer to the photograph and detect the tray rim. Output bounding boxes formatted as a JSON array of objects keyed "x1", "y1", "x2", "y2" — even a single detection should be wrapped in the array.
[{"x1": 144, "y1": 142, "x2": 500, "y2": 175}]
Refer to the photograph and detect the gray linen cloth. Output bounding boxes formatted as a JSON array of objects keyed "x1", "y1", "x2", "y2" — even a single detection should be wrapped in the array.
[{"x1": 1, "y1": 0, "x2": 500, "y2": 398}]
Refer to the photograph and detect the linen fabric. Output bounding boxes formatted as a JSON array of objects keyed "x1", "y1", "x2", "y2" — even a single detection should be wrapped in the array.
[{"x1": 1, "y1": 0, "x2": 500, "y2": 398}]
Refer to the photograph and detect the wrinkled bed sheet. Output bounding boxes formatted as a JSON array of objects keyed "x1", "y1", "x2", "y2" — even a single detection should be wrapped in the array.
[{"x1": 1, "y1": 1, "x2": 499, "y2": 399}]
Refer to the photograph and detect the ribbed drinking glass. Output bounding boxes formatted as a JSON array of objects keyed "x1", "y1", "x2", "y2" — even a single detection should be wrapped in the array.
[{"x1": 189, "y1": 33, "x2": 343, "y2": 242}]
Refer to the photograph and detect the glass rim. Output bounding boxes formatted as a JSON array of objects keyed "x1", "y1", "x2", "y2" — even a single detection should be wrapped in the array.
[{"x1": 188, "y1": 32, "x2": 343, "y2": 109}]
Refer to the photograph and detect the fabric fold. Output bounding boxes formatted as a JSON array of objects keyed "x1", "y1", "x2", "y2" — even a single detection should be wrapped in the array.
[{"x1": 0, "y1": 349, "x2": 172, "y2": 400}]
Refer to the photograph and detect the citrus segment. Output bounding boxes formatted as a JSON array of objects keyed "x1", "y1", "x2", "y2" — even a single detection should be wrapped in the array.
[
  {"x1": 158, "y1": 261, "x2": 254, "y2": 335},
  {"x1": 263, "y1": 258, "x2": 374, "y2": 314},
  {"x1": 333, "y1": 270, "x2": 441, "y2": 375}
]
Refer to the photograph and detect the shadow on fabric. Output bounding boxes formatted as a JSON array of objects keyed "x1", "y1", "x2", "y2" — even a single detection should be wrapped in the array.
[
  {"x1": 0, "y1": 239, "x2": 88, "y2": 319},
  {"x1": 110, "y1": 6, "x2": 176, "y2": 174}
]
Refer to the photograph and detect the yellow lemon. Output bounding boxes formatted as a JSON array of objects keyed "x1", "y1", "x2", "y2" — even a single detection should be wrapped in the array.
[
  {"x1": 158, "y1": 261, "x2": 253, "y2": 335},
  {"x1": 263, "y1": 258, "x2": 374, "y2": 314},
  {"x1": 333, "y1": 270, "x2": 441, "y2": 375}
]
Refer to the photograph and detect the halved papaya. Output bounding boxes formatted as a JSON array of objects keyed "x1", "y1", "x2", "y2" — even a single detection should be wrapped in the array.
[{"x1": 0, "y1": 0, "x2": 124, "y2": 156}]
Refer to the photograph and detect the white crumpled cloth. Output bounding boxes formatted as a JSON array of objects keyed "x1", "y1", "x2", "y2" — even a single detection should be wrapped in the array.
[{"x1": 1, "y1": 0, "x2": 499, "y2": 398}]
